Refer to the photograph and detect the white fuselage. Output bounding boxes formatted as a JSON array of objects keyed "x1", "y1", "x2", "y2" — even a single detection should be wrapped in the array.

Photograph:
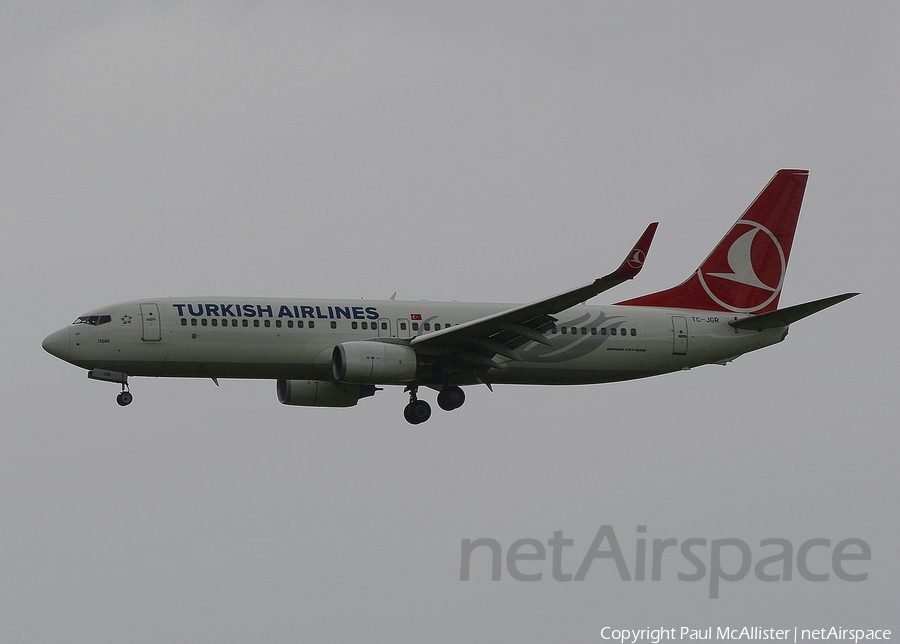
[{"x1": 48, "y1": 297, "x2": 787, "y2": 386}]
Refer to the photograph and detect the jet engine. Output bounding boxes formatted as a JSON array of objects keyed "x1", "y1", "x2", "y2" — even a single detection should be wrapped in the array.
[
  {"x1": 332, "y1": 341, "x2": 419, "y2": 384},
  {"x1": 276, "y1": 379, "x2": 376, "y2": 407}
]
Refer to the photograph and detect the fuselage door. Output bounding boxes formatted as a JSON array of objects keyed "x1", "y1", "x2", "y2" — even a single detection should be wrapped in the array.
[
  {"x1": 672, "y1": 315, "x2": 688, "y2": 355},
  {"x1": 396, "y1": 319, "x2": 410, "y2": 339},
  {"x1": 140, "y1": 303, "x2": 162, "y2": 342},
  {"x1": 377, "y1": 318, "x2": 391, "y2": 338}
]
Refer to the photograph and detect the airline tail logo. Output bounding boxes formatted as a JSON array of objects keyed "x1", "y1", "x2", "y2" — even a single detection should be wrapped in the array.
[{"x1": 697, "y1": 220, "x2": 786, "y2": 312}]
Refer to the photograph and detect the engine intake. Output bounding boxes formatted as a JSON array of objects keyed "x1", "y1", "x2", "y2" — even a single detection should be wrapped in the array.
[
  {"x1": 332, "y1": 341, "x2": 419, "y2": 384},
  {"x1": 276, "y1": 379, "x2": 376, "y2": 407}
]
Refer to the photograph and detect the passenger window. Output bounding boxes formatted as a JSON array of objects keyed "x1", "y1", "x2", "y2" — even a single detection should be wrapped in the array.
[
  {"x1": 423, "y1": 323, "x2": 431, "y2": 331},
  {"x1": 399, "y1": 322, "x2": 407, "y2": 330},
  {"x1": 211, "y1": 319, "x2": 217, "y2": 327},
  {"x1": 181, "y1": 318, "x2": 187, "y2": 326},
  {"x1": 232, "y1": 319, "x2": 237, "y2": 327},
  {"x1": 264, "y1": 320, "x2": 271, "y2": 328},
  {"x1": 611, "y1": 327, "x2": 617, "y2": 335},
  {"x1": 412, "y1": 323, "x2": 419, "y2": 331},
  {"x1": 434, "y1": 323, "x2": 441, "y2": 330},
  {"x1": 276, "y1": 320, "x2": 282, "y2": 328},
  {"x1": 331, "y1": 321, "x2": 337, "y2": 329},
  {"x1": 631, "y1": 328, "x2": 636, "y2": 336},
  {"x1": 253, "y1": 320, "x2": 259, "y2": 328},
  {"x1": 191, "y1": 319, "x2": 198, "y2": 326},
  {"x1": 561, "y1": 327, "x2": 567, "y2": 335},
  {"x1": 361, "y1": 321, "x2": 368, "y2": 330},
  {"x1": 297, "y1": 320, "x2": 304, "y2": 329},
  {"x1": 288, "y1": 320, "x2": 293, "y2": 328},
  {"x1": 242, "y1": 320, "x2": 248, "y2": 327},
  {"x1": 581, "y1": 327, "x2": 587, "y2": 335},
  {"x1": 551, "y1": 327, "x2": 558, "y2": 334},
  {"x1": 351, "y1": 321, "x2": 358, "y2": 329},
  {"x1": 591, "y1": 327, "x2": 597, "y2": 335},
  {"x1": 601, "y1": 327, "x2": 607, "y2": 335},
  {"x1": 381, "y1": 321, "x2": 388, "y2": 330},
  {"x1": 571, "y1": 327, "x2": 577, "y2": 335},
  {"x1": 201, "y1": 319, "x2": 208, "y2": 326},
  {"x1": 309, "y1": 321, "x2": 315, "y2": 329}
]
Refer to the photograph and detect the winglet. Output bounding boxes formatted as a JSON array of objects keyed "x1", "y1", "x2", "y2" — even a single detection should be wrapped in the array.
[{"x1": 603, "y1": 222, "x2": 658, "y2": 281}]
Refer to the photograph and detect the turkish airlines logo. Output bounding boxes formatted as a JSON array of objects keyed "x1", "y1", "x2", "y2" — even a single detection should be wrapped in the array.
[
  {"x1": 626, "y1": 249, "x2": 646, "y2": 270},
  {"x1": 697, "y1": 220, "x2": 785, "y2": 312}
]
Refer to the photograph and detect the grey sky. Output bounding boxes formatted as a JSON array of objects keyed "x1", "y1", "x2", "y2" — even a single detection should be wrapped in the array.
[{"x1": 2, "y1": 2, "x2": 898, "y2": 641}]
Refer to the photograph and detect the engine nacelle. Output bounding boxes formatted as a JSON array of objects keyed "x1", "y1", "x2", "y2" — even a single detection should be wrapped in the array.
[
  {"x1": 332, "y1": 341, "x2": 419, "y2": 384},
  {"x1": 276, "y1": 379, "x2": 376, "y2": 407}
]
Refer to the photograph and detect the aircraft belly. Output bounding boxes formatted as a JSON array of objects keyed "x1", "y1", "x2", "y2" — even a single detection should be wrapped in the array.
[
  {"x1": 157, "y1": 337, "x2": 328, "y2": 379},
  {"x1": 486, "y1": 366, "x2": 665, "y2": 385},
  {"x1": 159, "y1": 361, "x2": 322, "y2": 379}
]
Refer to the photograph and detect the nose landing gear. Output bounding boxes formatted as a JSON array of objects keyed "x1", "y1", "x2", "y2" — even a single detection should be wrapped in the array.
[
  {"x1": 115, "y1": 380, "x2": 133, "y2": 406},
  {"x1": 88, "y1": 369, "x2": 133, "y2": 406}
]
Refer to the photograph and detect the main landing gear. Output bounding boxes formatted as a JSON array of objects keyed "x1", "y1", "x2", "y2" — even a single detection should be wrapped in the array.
[
  {"x1": 403, "y1": 385, "x2": 466, "y2": 424},
  {"x1": 437, "y1": 385, "x2": 465, "y2": 411},
  {"x1": 403, "y1": 386, "x2": 431, "y2": 425}
]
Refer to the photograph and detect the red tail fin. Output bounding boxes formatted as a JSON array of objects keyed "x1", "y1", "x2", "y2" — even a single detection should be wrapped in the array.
[{"x1": 617, "y1": 169, "x2": 809, "y2": 313}]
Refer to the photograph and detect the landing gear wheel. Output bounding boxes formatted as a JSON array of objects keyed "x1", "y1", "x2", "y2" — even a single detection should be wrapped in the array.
[
  {"x1": 116, "y1": 391, "x2": 133, "y2": 406},
  {"x1": 437, "y1": 385, "x2": 465, "y2": 411},
  {"x1": 403, "y1": 400, "x2": 432, "y2": 425}
]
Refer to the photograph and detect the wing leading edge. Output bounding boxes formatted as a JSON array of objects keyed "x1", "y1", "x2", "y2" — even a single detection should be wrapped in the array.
[{"x1": 409, "y1": 223, "x2": 658, "y2": 367}]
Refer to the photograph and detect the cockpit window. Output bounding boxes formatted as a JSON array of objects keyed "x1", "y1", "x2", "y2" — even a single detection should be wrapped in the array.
[{"x1": 73, "y1": 314, "x2": 112, "y2": 326}]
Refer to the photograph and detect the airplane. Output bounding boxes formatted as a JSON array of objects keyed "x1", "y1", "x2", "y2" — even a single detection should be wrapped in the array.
[{"x1": 43, "y1": 169, "x2": 857, "y2": 424}]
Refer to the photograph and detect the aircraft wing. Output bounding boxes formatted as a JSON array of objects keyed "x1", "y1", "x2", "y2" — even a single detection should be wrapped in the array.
[{"x1": 408, "y1": 223, "x2": 658, "y2": 368}]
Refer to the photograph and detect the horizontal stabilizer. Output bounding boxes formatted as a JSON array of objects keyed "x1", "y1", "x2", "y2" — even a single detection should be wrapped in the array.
[{"x1": 729, "y1": 293, "x2": 859, "y2": 331}]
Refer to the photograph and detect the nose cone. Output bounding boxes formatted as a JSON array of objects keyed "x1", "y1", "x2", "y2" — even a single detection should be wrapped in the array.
[{"x1": 42, "y1": 327, "x2": 71, "y2": 361}]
